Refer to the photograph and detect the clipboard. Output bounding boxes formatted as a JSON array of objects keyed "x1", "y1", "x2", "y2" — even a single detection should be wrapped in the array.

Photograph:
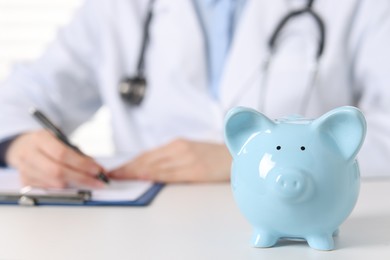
[
  {"x1": 0, "y1": 156, "x2": 164, "y2": 206},
  {"x1": 0, "y1": 182, "x2": 164, "y2": 207}
]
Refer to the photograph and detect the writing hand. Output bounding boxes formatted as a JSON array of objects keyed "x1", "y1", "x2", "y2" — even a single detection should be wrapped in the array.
[
  {"x1": 5, "y1": 130, "x2": 106, "y2": 188},
  {"x1": 108, "y1": 139, "x2": 232, "y2": 183}
]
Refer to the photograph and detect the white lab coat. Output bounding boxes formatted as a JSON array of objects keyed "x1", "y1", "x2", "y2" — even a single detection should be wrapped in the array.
[{"x1": 0, "y1": 0, "x2": 390, "y2": 177}]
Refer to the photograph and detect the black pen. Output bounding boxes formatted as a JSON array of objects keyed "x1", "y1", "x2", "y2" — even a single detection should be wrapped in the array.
[{"x1": 29, "y1": 107, "x2": 110, "y2": 184}]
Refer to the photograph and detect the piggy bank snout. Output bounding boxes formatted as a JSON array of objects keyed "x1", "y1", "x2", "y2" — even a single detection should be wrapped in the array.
[{"x1": 271, "y1": 170, "x2": 311, "y2": 201}]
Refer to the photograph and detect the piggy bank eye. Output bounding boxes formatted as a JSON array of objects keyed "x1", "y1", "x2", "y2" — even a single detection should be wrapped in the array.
[
  {"x1": 300, "y1": 146, "x2": 306, "y2": 151},
  {"x1": 276, "y1": 146, "x2": 281, "y2": 150}
]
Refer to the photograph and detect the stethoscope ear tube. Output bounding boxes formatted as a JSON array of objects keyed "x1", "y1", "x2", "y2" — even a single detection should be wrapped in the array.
[
  {"x1": 261, "y1": 0, "x2": 325, "y2": 115},
  {"x1": 136, "y1": 0, "x2": 155, "y2": 77},
  {"x1": 307, "y1": 9, "x2": 325, "y2": 60},
  {"x1": 268, "y1": 7, "x2": 325, "y2": 60}
]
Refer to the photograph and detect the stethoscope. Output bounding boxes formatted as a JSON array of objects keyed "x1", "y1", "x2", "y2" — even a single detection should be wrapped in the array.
[
  {"x1": 119, "y1": 0, "x2": 155, "y2": 106},
  {"x1": 119, "y1": 0, "x2": 325, "y2": 113},
  {"x1": 260, "y1": 0, "x2": 325, "y2": 114}
]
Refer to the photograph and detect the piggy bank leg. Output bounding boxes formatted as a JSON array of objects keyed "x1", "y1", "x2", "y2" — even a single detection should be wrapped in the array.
[
  {"x1": 252, "y1": 230, "x2": 278, "y2": 248},
  {"x1": 306, "y1": 234, "x2": 334, "y2": 251}
]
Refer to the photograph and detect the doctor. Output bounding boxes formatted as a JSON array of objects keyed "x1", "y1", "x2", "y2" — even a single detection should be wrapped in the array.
[{"x1": 0, "y1": 0, "x2": 389, "y2": 188}]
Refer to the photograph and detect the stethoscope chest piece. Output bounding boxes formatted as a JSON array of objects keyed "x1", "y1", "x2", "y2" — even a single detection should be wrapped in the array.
[
  {"x1": 119, "y1": 77, "x2": 147, "y2": 106},
  {"x1": 119, "y1": 0, "x2": 154, "y2": 106}
]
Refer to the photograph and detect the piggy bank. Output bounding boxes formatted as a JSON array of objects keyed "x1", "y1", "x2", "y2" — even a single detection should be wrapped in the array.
[{"x1": 224, "y1": 106, "x2": 366, "y2": 250}]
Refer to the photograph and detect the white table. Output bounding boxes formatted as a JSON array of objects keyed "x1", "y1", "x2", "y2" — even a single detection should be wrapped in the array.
[{"x1": 0, "y1": 179, "x2": 389, "y2": 260}]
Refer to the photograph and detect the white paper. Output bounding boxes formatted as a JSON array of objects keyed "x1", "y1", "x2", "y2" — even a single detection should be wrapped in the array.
[
  {"x1": 92, "y1": 180, "x2": 152, "y2": 201},
  {"x1": 0, "y1": 156, "x2": 154, "y2": 202},
  {"x1": 0, "y1": 168, "x2": 24, "y2": 191}
]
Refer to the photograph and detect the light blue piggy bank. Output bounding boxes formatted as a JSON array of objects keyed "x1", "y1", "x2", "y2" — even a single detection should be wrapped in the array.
[{"x1": 224, "y1": 106, "x2": 366, "y2": 250}]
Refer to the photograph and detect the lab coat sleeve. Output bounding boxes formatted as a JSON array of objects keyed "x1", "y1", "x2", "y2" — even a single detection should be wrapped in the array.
[
  {"x1": 0, "y1": 0, "x2": 109, "y2": 141},
  {"x1": 351, "y1": 0, "x2": 390, "y2": 177}
]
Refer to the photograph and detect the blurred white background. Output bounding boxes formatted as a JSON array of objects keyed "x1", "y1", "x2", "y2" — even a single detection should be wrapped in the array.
[{"x1": 0, "y1": 0, "x2": 114, "y2": 156}]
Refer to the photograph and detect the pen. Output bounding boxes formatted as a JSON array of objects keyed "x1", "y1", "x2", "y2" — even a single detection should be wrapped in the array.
[{"x1": 29, "y1": 107, "x2": 110, "y2": 184}]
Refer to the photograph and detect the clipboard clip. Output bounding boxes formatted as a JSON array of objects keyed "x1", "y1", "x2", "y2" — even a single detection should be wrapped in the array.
[{"x1": 0, "y1": 186, "x2": 92, "y2": 206}]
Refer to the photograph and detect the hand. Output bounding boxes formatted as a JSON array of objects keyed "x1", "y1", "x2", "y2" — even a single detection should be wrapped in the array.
[
  {"x1": 5, "y1": 130, "x2": 106, "y2": 188},
  {"x1": 108, "y1": 139, "x2": 232, "y2": 183}
]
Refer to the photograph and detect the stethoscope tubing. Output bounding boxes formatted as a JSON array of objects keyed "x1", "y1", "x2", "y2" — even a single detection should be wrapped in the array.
[
  {"x1": 260, "y1": 0, "x2": 325, "y2": 115},
  {"x1": 136, "y1": 0, "x2": 156, "y2": 78},
  {"x1": 121, "y1": 0, "x2": 326, "y2": 115}
]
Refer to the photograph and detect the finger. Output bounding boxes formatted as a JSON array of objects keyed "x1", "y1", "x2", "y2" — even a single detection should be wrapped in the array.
[
  {"x1": 145, "y1": 164, "x2": 196, "y2": 183},
  {"x1": 108, "y1": 149, "x2": 166, "y2": 180},
  {"x1": 131, "y1": 139, "x2": 189, "y2": 167},
  {"x1": 64, "y1": 170, "x2": 106, "y2": 188},
  {"x1": 109, "y1": 139, "x2": 195, "y2": 180},
  {"x1": 20, "y1": 150, "x2": 67, "y2": 188},
  {"x1": 130, "y1": 148, "x2": 169, "y2": 167},
  {"x1": 109, "y1": 144, "x2": 196, "y2": 181},
  {"x1": 116, "y1": 158, "x2": 192, "y2": 183},
  {"x1": 23, "y1": 148, "x2": 104, "y2": 189},
  {"x1": 108, "y1": 152, "x2": 178, "y2": 180},
  {"x1": 109, "y1": 162, "x2": 145, "y2": 180},
  {"x1": 145, "y1": 152, "x2": 215, "y2": 183},
  {"x1": 134, "y1": 140, "x2": 196, "y2": 170},
  {"x1": 38, "y1": 131, "x2": 103, "y2": 176}
]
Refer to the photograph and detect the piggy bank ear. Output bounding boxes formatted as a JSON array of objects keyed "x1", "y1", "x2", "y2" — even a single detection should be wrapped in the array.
[
  {"x1": 224, "y1": 107, "x2": 275, "y2": 157},
  {"x1": 312, "y1": 106, "x2": 366, "y2": 161}
]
